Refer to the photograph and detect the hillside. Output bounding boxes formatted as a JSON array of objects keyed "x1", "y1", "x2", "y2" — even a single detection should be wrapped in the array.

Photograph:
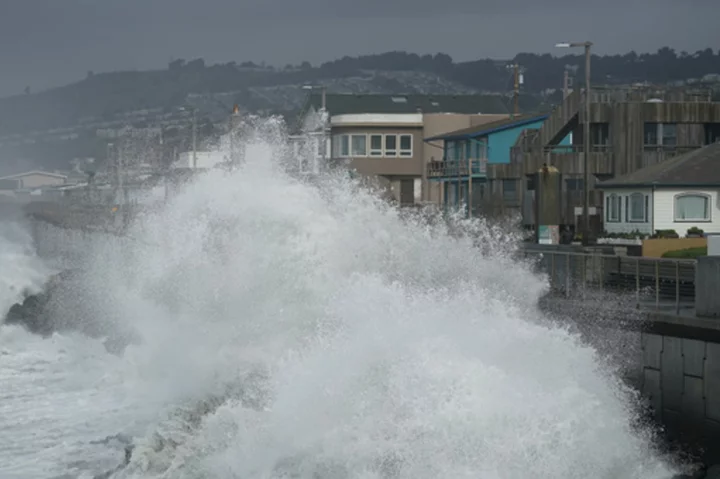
[
  {"x1": 0, "y1": 48, "x2": 718, "y2": 175},
  {"x1": 1, "y1": 48, "x2": 719, "y2": 136}
]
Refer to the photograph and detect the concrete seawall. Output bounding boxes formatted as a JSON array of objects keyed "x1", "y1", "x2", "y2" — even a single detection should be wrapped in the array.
[{"x1": 531, "y1": 243, "x2": 720, "y2": 468}]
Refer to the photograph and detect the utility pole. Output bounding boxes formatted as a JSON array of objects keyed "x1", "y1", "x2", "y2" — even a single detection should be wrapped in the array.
[
  {"x1": 583, "y1": 42, "x2": 592, "y2": 245},
  {"x1": 556, "y1": 41, "x2": 593, "y2": 245},
  {"x1": 513, "y1": 63, "x2": 520, "y2": 117}
]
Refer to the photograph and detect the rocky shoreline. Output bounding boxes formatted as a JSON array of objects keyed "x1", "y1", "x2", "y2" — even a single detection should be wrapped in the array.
[{"x1": 3, "y1": 276, "x2": 719, "y2": 478}]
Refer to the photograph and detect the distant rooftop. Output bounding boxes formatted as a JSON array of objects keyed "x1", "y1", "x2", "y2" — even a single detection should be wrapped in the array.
[
  {"x1": 425, "y1": 113, "x2": 550, "y2": 142},
  {"x1": 304, "y1": 93, "x2": 510, "y2": 116},
  {"x1": 599, "y1": 142, "x2": 720, "y2": 188},
  {"x1": 0, "y1": 170, "x2": 68, "y2": 180}
]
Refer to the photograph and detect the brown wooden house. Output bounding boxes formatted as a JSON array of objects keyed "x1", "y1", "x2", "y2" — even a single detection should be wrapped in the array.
[{"x1": 482, "y1": 86, "x2": 720, "y2": 231}]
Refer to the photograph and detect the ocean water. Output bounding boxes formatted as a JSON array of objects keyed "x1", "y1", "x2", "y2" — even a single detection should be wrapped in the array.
[{"x1": 0, "y1": 127, "x2": 683, "y2": 478}]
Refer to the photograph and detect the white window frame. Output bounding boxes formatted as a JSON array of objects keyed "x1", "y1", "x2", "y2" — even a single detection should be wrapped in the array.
[
  {"x1": 398, "y1": 134, "x2": 413, "y2": 157},
  {"x1": 674, "y1": 193, "x2": 711, "y2": 222},
  {"x1": 350, "y1": 134, "x2": 367, "y2": 157},
  {"x1": 332, "y1": 134, "x2": 350, "y2": 158},
  {"x1": 369, "y1": 134, "x2": 383, "y2": 157},
  {"x1": 384, "y1": 134, "x2": 397, "y2": 157},
  {"x1": 605, "y1": 193, "x2": 620, "y2": 222},
  {"x1": 627, "y1": 192, "x2": 647, "y2": 223}
]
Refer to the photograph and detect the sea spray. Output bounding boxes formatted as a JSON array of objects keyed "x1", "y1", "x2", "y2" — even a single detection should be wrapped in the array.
[{"x1": 1, "y1": 124, "x2": 684, "y2": 478}]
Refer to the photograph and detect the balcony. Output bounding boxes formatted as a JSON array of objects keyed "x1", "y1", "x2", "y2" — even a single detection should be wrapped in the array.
[{"x1": 427, "y1": 158, "x2": 488, "y2": 180}]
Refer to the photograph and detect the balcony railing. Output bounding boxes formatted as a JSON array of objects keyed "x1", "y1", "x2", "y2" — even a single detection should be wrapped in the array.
[
  {"x1": 541, "y1": 144, "x2": 613, "y2": 154},
  {"x1": 427, "y1": 158, "x2": 488, "y2": 179}
]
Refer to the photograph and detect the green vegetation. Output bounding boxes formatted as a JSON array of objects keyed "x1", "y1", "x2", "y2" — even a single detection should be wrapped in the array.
[
  {"x1": 662, "y1": 246, "x2": 708, "y2": 258},
  {"x1": 652, "y1": 229, "x2": 680, "y2": 239},
  {"x1": 687, "y1": 226, "x2": 705, "y2": 236},
  {"x1": 1, "y1": 47, "x2": 719, "y2": 135},
  {"x1": 601, "y1": 230, "x2": 647, "y2": 240}
]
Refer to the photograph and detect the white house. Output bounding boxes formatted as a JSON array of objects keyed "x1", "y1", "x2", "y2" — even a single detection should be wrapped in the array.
[
  {"x1": 0, "y1": 170, "x2": 67, "y2": 189},
  {"x1": 598, "y1": 142, "x2": 720, "y2": 236}
]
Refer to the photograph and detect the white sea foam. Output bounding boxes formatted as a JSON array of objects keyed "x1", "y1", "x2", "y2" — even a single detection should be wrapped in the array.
[{"x1": 0, "y1": 125, "x2": 681, "y2": 478}]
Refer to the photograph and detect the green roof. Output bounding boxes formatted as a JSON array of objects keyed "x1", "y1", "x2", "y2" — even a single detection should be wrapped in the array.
[
  {"x1": 599, "y1": 142, "x2": 720, "y2": 188},
  {"x1": 304, "y1": 93, "x2": 510, "y2": 116}
]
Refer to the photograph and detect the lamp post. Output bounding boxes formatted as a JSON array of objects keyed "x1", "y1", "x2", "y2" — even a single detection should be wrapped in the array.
[
  {"x1": 302, "y1": 85, "x2": 327, "y2": 172},
  {"x1": 556, "y1": 41, "x2": 592, "y2": 245}
]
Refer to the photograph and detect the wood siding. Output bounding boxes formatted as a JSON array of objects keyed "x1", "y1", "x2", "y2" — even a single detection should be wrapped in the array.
[{"x1": 481, "y1": 94, "x2": 720, "y2": 223}]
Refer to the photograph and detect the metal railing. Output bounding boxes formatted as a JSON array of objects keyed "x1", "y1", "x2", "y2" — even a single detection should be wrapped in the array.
[
  {"x1": 541, "y1": 144, "x2": 613, "y2": 154},
  {"x1": 522, "y1": 249, "x2": 696, "y2": 315},
  {"x1": 427, "y1": 159, "x2": 488, "y2": 178}
]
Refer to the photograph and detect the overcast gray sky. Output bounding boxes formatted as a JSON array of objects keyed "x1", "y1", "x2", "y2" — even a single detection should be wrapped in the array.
[{"x1": 0, "y1": 0, "x2": 717, "y2": 97}]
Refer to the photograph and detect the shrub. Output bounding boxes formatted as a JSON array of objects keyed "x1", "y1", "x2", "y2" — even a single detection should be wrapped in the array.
[{"x1": 661, "y1": 246, "x2": 707, "y2": 258}]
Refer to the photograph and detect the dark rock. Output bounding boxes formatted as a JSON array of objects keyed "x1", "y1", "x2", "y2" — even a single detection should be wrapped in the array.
[
  {"x1": 3, "y1": 270, "x2": 141, "y2": 354},
  {"x1": 705, "y1": 464, "x2": 720, "y2": 478}
]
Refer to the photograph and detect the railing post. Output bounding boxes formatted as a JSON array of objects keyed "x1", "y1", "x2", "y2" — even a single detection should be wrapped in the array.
[
  {"x1": 636, "y1": 257, "x2": 641, "y2": 309},
  {"x1": 551, "y1": 252, "x2": 556, "y2": 292},
  {"x1": 599, "y1": 254, "x2": 604, "y2": 291},
  {"x1": 655, "y1": 261, "x2": 660, "y2": 310},
  {"x1": 565, "y1": 252, "x2": 570, "y2": 298},
  {"x1": 582, "y1": 253, "x2": 587, "y2": 297},
  {"x1": 675, "y1": 261, "x2": 680, "y2": 315}
]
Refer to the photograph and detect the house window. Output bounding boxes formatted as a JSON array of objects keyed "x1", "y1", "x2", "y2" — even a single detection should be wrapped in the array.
[
  {"x1": 332, "y1": 135, "x2": 350, "y2": 157},
  {"x1": 317, "y1": 138, "x2": 326, "y2": 157},
  {"x1": 472, "y1": 141, "x2": 486, "y2": 159},
  {"x1": 644, "y1": 123, "x2": 678, "y2": 146},
  {"x1": 606, "y1": 194, "x2": 620, "y2": 222},
  {"x1": 674, "y1": 193, "x2": 711, "y2": 221},
  {"x1": 385, "y1": 135, "x2": 397, "y2": 156},
  {"x1": 705, "y1": 123, "x2": 720, "y2": 144},
  {"x1": 590, "y1": 123, "x2": 610, "y2": 146},
  {"x1": 566, "y1": 178, "x2": 584, "y2": 191},
  {"x1": 662, "y1": 123, "x2": 678, "y2": 146},
  {"x1": 369, "y1": 135, "x2": 383, "y2": 156},
  {"x1": 350, "y1": 134, "x2": 367, "y2": 156},
  {"x1": 627, "y1": 193, "x2": 647, "y2": 222},
  {"x1": 644, "y1": 123, "x2": 658, "y2": 145},
  {"x1": 526, "y1": 175, "x2": 536, "y2": 191},
  {"x1": 452, "y1": 141, "x2": 461, "y2": 161},
  {"x1": 399, "y1": 134, "x2": 413, "y2": 157},
  {"x1": 502, "y1": 179, "x2": 517, "y2": 201}
]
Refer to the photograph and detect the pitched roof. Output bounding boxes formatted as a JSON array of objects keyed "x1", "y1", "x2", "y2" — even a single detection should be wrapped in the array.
[
  {"x1": 0, "y1": 170, "x2": 68, "y2": 180},
  {"x1": 599, "y1": 142, "x2": 720, "y2": 188},
  {"x1": 305, "y1": 93, "x2": 510, "y2": 116},
  {"x1": 424, "y1": 113, "x2": 549, "y2": 142}
]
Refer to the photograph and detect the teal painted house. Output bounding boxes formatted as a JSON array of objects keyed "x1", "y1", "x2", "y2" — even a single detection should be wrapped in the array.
[{"x1": 425, "y1": 114, "x2": 571, "y2": 215}]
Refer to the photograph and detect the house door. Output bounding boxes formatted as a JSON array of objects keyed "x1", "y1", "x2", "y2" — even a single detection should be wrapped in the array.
[{"x1": 399, "y1": 179, "x2": 414, "y2": 205}]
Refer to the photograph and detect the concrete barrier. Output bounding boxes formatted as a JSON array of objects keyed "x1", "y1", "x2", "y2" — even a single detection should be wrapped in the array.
[
  {"x1": 696, "y1": 256, "x2": 720, "y2": 318},
  {"x1": 642, "y1": 237, "x2": 707, "y2": 258}
]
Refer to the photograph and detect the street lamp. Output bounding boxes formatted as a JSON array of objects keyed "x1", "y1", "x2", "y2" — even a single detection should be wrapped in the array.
[{"x1": 556, "y1": 41, "x2": 592, "y2": 245}]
